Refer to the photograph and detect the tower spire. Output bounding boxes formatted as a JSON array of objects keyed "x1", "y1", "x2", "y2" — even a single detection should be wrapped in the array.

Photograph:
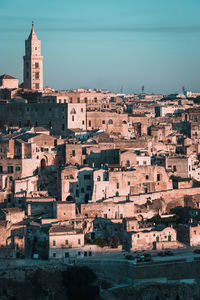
[{"x1": 23, "y1": 23, "x2": 43, "y2": 91}]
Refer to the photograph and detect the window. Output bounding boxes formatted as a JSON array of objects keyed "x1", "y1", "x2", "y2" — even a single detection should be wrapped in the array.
[
  {"x1": 117, "y1": 183, "x2": 119, "y2": 189},
  {"x1": 72, "y1": 150, "x2": 76, "y2": 157},
  {"x1": 82, "y1": 148, "x2": 86, "y2": 155},
  {"x1": 65, "y1": 240, "x2": 68, "y2": 245},
  {"x1": 16, "y1": 166, "x2": 21, "y2": 171},
  {"x1": 116, "y1": 191, "x2": 119, "y2": 197},
  {"x1": 126, "y1": 160, "x2": 130, "y2": 167},
  {"x1": 0, "y1": 166, "x2": 2, "y2": 173},
  {"x1": 146, "y1": 175, "x2": 149, "y2": 180},
  {"x1": 157, "y1": 174, "x2": 160, "y2": 181},
  {"x1": 62, "y1": 124, "x2": 65, "y2": 131},
  {"x1": 53, "y1": 240, "x2": 56, "y2": 246},
  {"x1": 35, "y1": 83, "x2": 39, "y2": 89},
  {"x1": 102, "y1": 120, "x2": 105, "y2": 124},
  {"x1": 87, "y1": 185, "x2": 91, "y2": 191},
  {"x1": 97, "y1": 176, "x2": 101, "y2": 182},
  {"x1": 137, "y1": 234, "x2": 140, "y2": 238},
  {"x1": 89, "y1": 120, "x2": 91, "y2": 127},
  {"x1": 35, "y1": 62, "x2": 39, "y2": 68},
  {"x1": 128, "y1": 181, "x2": 130, "y2": 185},
  {"x1": 65, "y1": 252, "x2": 69, "y2": 258},
  {"x1": 81, "y1": 108, "x2": 83, "y2": 112},
  {"x1": 70, "y1": 108, "x2": 76, "y2": 114},
  {"x1": 84, "y1": 97, "x2": 87, "y2": 103},
  {"x1": 78, "y1": 239, "x2": 81, "y2": 245},
  {"x1": 77, "y1": 97, "x2": 80, "y2": 103},
  {"x1": 82, "y1": 120, "x2": 85, "y2": 125},
  {"x1": 173, "y1": 166, "x2": 177, "y2": 172},
  {"x1": 8, "y1": 166, "x2": 13, "y2": 173},
  {"x1": 53, "y1": 253, "x2": 56, "y2": 258},
  {"x1": 72, "y1": 116, "x2": 74, "y2": 122},
  {"x1": 108, "y1": 119, "x2": 113, "y2": 124}
]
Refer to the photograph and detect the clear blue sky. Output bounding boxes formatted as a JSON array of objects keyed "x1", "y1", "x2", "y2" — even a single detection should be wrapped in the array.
[{"x1": 0, "y1": 0, "x2": 200, "y2": 93}]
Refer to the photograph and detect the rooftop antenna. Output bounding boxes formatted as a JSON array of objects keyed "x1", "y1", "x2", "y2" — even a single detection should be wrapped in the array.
[
  {"x1": 142, "y1": 85, "x2": 144, "y2": 94},
  {"x1": 120, "y1": 86, "x2": 123, "y2": 93}
]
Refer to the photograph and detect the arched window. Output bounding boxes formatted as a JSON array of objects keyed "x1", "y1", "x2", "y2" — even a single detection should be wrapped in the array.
[
  {"x1": 97, "y1": 176, "x2": 101, "y2": 181},
  {"x1": 108, "y1": 119, "x2": 113, "y2": 124},
  {"x1": 41, "y1": 158, "x2": 47, "y2": 170},
  {"x1": 70, "y1": 108, "x2": 76, "y2": 114},
  {"x1": 122, "y1": 120, "x2": 127, "y2": 124}
]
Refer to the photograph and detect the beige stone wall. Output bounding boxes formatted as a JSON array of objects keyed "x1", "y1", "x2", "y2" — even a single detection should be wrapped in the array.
[
  {"x1": 67, "y1": 103, "x2": 86, "y2": 130},
  {"x1": 190, "y1": 224, "x2": 200, "y2": 247},
  {"x1": 49, "y1": 232, "x2": 84, "y2": 249},
  {"x1": 81, "y1": 201, "x2": 135, "y2": 219},
  {"x1": 131, "y1": 227, "x2": 177, "y2": 250},
  {"x1": 56, "y1": 202, "x2": 76, "y2": 220},
  {"x1": 1, "y1": 79, "x2": 18, "y2": 89}
]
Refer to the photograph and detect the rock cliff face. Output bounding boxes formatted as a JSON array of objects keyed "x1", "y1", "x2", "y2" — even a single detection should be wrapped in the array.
[
  {"x1": 106, "y1": 283, "x2": 200, "y2": 300},
  {"x1": 0, "y1": 264, "x2": 67, "y2": 300},
  {"x1": 1, "y1": 260, "x2": 200, "y2": 299}
]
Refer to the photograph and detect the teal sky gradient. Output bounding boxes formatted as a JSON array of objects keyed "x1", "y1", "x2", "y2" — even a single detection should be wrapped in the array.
[{"x1": 0, "y1": 0, "x2": 200, "y2": 93}]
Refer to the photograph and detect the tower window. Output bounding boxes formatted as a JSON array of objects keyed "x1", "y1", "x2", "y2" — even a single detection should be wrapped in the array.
[
  {"x1": 35, "y1": 62, "x2": 39, "y2": 68},
  {"x1": 35, "y1": 72, "x2": 39, "y2": 79},
  {"x1": 35, "y1": 83, "x2": 39, "y2": 89}
]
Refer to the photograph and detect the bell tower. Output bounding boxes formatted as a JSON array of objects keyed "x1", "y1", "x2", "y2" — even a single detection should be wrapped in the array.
[{"x1": 23, "y1": 22, "x2": 43, "y2": 91}]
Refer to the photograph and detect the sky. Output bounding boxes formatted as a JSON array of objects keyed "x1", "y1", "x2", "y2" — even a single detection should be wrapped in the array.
[{"x1": 0, "y1": 0, "x2": 200, "y2": 94}]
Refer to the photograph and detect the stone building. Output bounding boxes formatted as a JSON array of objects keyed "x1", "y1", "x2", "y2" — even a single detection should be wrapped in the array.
[
  {"x1": 130, "y1": 226, "x2": 177, "y2": 250},
  {"x1": 0, "y1": 74, "x2": 19, "y2": 89},
  {"x1": 49, "y1": 224, "x2": 84, "y2": 259},
  {"x1": 0, "y1": 102, "x2": 86, "y2": 136},
  {"x1": 177, "y1": 223, "x2": 200, "y2": 247},
  {"x1": 165, "y1": 156, "x2": 192, "y2": 178}
]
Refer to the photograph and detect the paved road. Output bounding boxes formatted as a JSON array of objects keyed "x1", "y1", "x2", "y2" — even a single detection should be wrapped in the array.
[{"x1": 1, "y1": 247, "x2": 200, "y2": 269}]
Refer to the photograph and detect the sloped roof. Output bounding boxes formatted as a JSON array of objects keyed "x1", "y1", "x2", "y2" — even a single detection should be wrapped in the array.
[{"x1": 0, "y1": 74, "x2": 17, "y2": 80}]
